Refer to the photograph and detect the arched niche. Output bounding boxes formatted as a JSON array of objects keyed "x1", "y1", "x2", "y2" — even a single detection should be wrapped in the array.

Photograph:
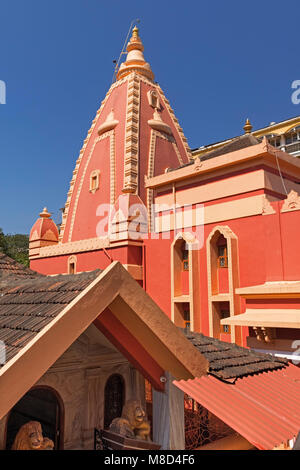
[
  {"x1": 5, "y1": 385, "x2": 64, "y2": 450},
  {"x1": 103, "y1": 374, "x2": 125, "y2": 430},
  {"x1": 171, "y1": 232, "x2": 200, "y2": 332}
]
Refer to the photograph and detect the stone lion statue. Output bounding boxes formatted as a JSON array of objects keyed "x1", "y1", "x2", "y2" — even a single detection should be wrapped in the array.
[
  {"x1": 11, "y1": 421, "x2": 54, "y2": 450},
  {"x1": 109, "y1": 400, "x2": 151, "y2": 441}
]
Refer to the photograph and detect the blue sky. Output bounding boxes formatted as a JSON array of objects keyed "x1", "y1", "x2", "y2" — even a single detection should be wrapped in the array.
[{"x1": 0, "y1": 0, "x2": 299, "y2": 234}]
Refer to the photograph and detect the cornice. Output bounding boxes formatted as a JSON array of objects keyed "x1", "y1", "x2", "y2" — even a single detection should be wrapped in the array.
[{"x1": 30, "y1": 237, "x2": 143, "y2": 259}]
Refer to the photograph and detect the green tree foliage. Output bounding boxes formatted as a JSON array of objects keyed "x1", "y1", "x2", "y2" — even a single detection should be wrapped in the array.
[
  {"x1": 0, "y1": 229, "x2": 29, "y2": 266},
  {"x1": 0, "y1": 228, "x2": 8, "y2": 254}
]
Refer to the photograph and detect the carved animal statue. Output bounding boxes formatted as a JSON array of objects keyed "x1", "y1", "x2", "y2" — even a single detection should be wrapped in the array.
[
  {"x1": 11, "y1": 421, "x2": 54, "y2": 450},
  {"x1": 109, "y1": 400, "x2": 151, "y2": 441}
]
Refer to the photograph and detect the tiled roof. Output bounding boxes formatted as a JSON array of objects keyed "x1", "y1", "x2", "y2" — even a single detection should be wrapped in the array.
[
  {"x1": 0, "y1": 252, "x2": 38, "y2": 280},
  {"x1": 0, "y1": 270, "x2": 101, "y2": 367},
  {"x1": 182, "y1": 329, "x2": 287, "y2": 382},
  {"x1": 167, "y1": 134, "x2": 260, "y2": 174},
  {"x1": 201, "y1": 134, "x2": 260, "y2": 162}
]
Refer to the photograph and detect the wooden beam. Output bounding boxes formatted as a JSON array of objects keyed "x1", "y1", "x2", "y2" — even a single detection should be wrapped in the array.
[{"x1": 94, "y1": 309, "x2": 165, "y2": 391}]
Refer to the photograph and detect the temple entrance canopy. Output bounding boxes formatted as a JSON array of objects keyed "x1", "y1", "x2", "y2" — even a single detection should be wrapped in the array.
[{"x1": 0, "y1": 260, "x2": 208, "y2": 421}]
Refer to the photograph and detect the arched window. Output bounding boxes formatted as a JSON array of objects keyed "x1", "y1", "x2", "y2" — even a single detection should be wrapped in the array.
[
  {"x1": 217, "y1": 234, "x2": 228, "y2": 268},
  {"x1": 182, "y1": 243, "x2": 189, "y2": 271},
  {"x1": 104, "y1": 374, "x2": 125, "y2": 429},
  {"x1": 5, "y1": 386, "x2": 63, "y2": 450},
  {"x1": 89, "y1": 169, "x2": 100, "y2": 194},
  {"x1": 68, "y1": 255, "x2": 77, "y2": 274}
]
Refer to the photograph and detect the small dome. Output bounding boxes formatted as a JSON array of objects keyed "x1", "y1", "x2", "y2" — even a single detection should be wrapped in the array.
[{"x1": 29, "y1": 207, "x2": 59, "y2": 243}]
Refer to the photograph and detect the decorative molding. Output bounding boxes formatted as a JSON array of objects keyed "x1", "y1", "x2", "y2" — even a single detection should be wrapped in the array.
[
  {"x1": 206, "y1": 225, "x2": 238, "y2": 244},
  {"x1": 31, "y1": 237, "x2": 143, "y2": 259},
  {"x1": 34, "y1": 237, "x2": 110, "y2": 258},
  {"x1": 110, "y1": 128, "x2": 116, "y2": 207},
  {"x1": 262, "y1": 195, "x2": 276, "y2": 215},
  {"x1": 148, "y1": 109, "x2": 173, "y2": 136},
  {"x1": 172, "y1": 142, "x2": 184, "y2": 167},
  {"x1": 97, "y1": 109, "x2": 119, "y2": 136},
  {"x1": 172, "y1": 231, "x2": 198, "y2": 246},
  {"x1": 147, "y1": 129, "x2": 156, "y2": 232},
  {"x1": 193, "y1": 157, "x2": 202, "y2": 172},
  {"x1": 122, "y1": 75, "x2": 140, "y2": 194},
  {"x1": 281, "y1": 190, "x2": 300, "y2": 213},
  {"x1": 261, "y1": 135, "x2": 270, "y2": 152}
]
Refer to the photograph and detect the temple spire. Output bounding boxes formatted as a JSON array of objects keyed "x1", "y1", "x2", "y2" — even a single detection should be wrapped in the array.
[{"x1": 117, "y1": 26, "x2": 154, "y2": 81}]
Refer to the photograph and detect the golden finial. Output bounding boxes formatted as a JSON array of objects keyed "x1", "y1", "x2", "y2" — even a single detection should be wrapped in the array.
[
  {"x1": 132, "y1": 26, "x2": 139, "y2": 39},
  {"x1": 117, "y1": 25, "x2": 154, "y2": 81},
  {"x1": 39, "y1": 207, "x2": 51, "y2": 218},
  {"x1": 243, "y1": 118, "x2": 253, "y2": 134},
  {"x1": 127, "y1": 25, "x2": 143, "y2": 51}
]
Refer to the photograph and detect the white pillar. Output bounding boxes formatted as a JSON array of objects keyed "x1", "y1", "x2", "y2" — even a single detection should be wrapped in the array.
[{"x1": 152, "y1": 372, "x2": 185, "y2": 450}]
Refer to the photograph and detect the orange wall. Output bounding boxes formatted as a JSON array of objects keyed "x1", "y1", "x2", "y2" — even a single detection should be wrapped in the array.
[
  {"x1": 31, "y1": 187, "x2": 300, "y2": 347},
  {"x1": 31, "y1": 245, "x2": 142, "y2": 275},
  {"x1": 280, "y1": 207, "x2": 300, "y2": 280},
  {"x1": 144, "y1": 208, "x2": 278, "y2": 340},
  {"x1": 143, "y1": 238, "x2": 172, "y2": 318},
  {"x1": 218, "y1": 268, "x2": 229, "y2": 293}
]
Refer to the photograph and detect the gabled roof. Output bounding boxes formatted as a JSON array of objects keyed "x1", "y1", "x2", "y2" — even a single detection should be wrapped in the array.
[
  {"x1": 182, "y1": 329, "x2": 287, "y2": 382},
  {"x1": 0, "y1": 261, "x2": 209, "y2": 420}
]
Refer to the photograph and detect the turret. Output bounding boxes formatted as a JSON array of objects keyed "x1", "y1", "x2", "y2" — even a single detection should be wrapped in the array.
[{"x1": 29, "y1": 208, "x2": 59, "y2": 259}]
